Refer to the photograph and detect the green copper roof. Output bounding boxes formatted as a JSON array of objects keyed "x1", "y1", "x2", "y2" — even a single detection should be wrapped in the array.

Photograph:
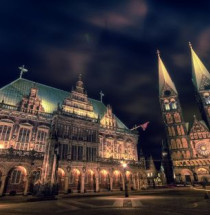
[
  {"x1": 0, "y1": 78, "x2": 128, "y2": 129},
  {"x1": 190, "y1": 44, "x2": 210, "y2": 90},
  {"x1": 158, "y1": 52, "x2": 177, "y2": 96}
]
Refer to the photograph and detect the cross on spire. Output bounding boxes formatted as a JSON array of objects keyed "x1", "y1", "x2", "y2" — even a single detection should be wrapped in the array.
[
  {"x1": 100, "y1": 91, "x2": 104, "y2": 102},
  {"x1": 19, "y1": 65, "x2": 28, "y2": 78}
]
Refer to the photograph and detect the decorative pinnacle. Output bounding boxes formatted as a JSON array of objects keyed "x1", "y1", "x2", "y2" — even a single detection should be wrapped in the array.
[
  {"x1": 78, "y1": 73, "x2": 82, "y2": 81},
  {"x1": 157, "y1": 49, "x2": 160, "y2": 57},
  {"x1": 193, "y1": 114, "x2": 197, "y2": 121},
  {"x1": 189, "y1": 41, "x2": 192, "y2": 49}
]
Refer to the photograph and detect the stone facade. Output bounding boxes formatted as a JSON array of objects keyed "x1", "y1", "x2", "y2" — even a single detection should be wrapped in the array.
[
  {"x1": 158, "y1": 46, "x2": 210, "y2": 184},
  {"x1": 0, "y1": 75, "x2": 147, "y2": 196}
]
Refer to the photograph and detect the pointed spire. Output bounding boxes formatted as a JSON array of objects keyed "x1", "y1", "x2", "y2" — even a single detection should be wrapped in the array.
[
  {"x1": 189, "y1": 42, "x2": 210, "y2": 90},
  {"x1": 158, "y1": 50, "x2": 177, "y2": 96}
]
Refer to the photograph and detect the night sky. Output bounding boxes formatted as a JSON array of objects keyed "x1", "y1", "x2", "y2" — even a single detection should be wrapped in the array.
[{"x1": 0, "y1": 0, "x2": 210, "y2": 164}]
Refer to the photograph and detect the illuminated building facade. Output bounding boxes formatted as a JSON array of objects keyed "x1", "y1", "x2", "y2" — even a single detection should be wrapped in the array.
[
  {"x1": 159, "y1": 45, "x2": 210, "y2": 184},
  {"x1": 0, "y1": 75, "x2": 147, "y2": 195}
]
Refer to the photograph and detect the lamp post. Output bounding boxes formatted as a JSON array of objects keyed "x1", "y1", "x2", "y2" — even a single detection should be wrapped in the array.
[{"x1": 122, "y1": 162, "x2": 129, "y2": 198}]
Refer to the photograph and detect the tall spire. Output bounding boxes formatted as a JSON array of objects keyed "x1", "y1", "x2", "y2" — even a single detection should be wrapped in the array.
[
  {"x1": 189, "y1": 42, "x2": 210, "y2": 90},
  {"x1": 158, "y1": 50, "x2": 177, "y2": 96}
]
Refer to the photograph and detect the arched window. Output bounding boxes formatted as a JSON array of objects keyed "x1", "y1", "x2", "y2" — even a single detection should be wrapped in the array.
[
  {"x1": 174, "y1": 113, "x2": 181, "y2": 123},
  {"x1": 171, "y1": 139, "x2": 176, "y2": 149},
  {"x1": 204, "y1": 93, "x2": 210, "y2": 105},
  {"x1": 164, "y1": 100, "x2": 170, "y2": 111},
  {"x1": 176, "y1": 139, "x2": 182, "y2": 148},
  {"x1": 168, "y1": 127, "x2": 172, "y2": 136},
  {"x1": 0, "y1": 124, "x2": 12, "y2": 141},
  {"x1": 35, "y1": 129, "x2": 48, "y2": 152},
  {"x1": 182, "y1": 138, "x2": 188, "y2": 148},
  {"x1": 171, "y1": 127, "x2": 176, "y2": 136},
  {"x1": 11, "y1": 169, "x2": 22, "y2": 184},
  {"x1": 170, "y1": 99, "x2": 177, "y2": 110},
  {"x1": 177, "y1": 126, "x2": 181, "y2": 136},
  {"x1": 166, "y1": 113, "x2": 173, "y2": 124},
  {"x1": 180, "y1": 125, "x2": 185, "y2": 135}
]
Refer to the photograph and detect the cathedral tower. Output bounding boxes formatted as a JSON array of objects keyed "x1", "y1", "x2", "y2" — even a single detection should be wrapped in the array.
[
  {"x1": 189, "y1": 43, "x2": 210, "y2": 127},
  {"x1": 158, "y1": 51, "x2": 191, "y2": 180}
]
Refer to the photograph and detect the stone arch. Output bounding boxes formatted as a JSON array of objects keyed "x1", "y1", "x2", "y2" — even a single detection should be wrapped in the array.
[
  {"x1": 99, "y1": 169, "x2": 110, "y2": 191},
  {"x1": 4, "y1": 166, "x2": 27, "y2": 195},
  {"x1": 112, "y1": 170, "x2": 123, "y2": 190},
  {"x1": 181, "y1": 169, "x2": 193, "y2": 184},
  {"x1": 197, "y1": 168, "x2": 209, "y2": 175},
  {"x1": 57, "y1": 168, "x2": 66, "y2": 193},
  {"x1": 29, "y1": 167, "x2": 42, "y2": 194},
  {"x1": 85, "y1": 169, "x2": 96, "y2": 192},
  {"x1": 69, "y1": 168, "x2": 81, "y2": 193},
  {"x1": 126, "y1": 171, "x2": 134, "y2": 190}
]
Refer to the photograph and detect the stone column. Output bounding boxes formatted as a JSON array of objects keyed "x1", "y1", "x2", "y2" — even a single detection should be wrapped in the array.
[
  {"x1": 137, "y1": 177, "x2": 140, "y2": 190},
  {"x1": 0, "y1": 175, "x2": 6, "y2": 196},
  {"x1": 95, "y1": 175, "x2": 99, "y2": 192},
  {"x1": 24, "y1": 175, "x2": 30, "y2": 196},
  {"x1": 110, "y1": 176, "x2": 113, "y2": 191},
  {"x1": 133, "y1": 175, "x2": 137, "y2": 190},
  {"x1": 80, "y1": 173, "x2": 85, "y2": 193},
  {"x1": 64, "y1": 175, "x2": 69, "y2": 193},
  {"x1": 122, "y1": 173, "x2": 125, "y2": 191}
]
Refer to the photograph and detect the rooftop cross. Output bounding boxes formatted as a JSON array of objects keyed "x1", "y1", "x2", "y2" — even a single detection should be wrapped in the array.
[
  {"x1": 19, "y1": 65, "x2": 28, "y2": 78},
  {"x1": 100, "y1": 91, "x2": 104, "y2": 102}
]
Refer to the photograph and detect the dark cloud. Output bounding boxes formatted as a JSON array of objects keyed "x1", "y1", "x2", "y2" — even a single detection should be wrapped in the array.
[{"x1": 0, "y1": 0, "x2": 210, "y2": 160}]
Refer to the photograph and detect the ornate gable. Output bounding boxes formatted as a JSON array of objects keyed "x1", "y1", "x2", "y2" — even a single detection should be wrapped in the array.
[
  {"x1": 19, "y1": 87, "x2": 44, "y2": 115},
  {"x1": 62, "y1": 75, "x2": 98, "y2": 119},
  {"x1": 100, "y1": 105, "x2": 117, "y2": 129}
]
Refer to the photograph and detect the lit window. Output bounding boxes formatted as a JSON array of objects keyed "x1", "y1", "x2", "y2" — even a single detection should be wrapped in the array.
[
  {"x1": 16, "y1": 127, "x2": 31, "y2": 151},
  {"x1": 0, "y1": 124, "x2": 12, "y2": 141},
  {"x1": 11, "y1": 169, "x2": 22, "y2": 184},
  {"x1": 171, "y1": 101, "x2": 177, "y2": 109},
  {"x1": 164, "y1": 100, "x2": 170, "y2": 111},
  {"x1": 35, "y1": 130, "x2": 47, "y2": 152}
]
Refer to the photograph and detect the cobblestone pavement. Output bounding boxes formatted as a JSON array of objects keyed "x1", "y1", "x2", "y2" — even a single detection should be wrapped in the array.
[{"x1": 0, "y1": 188, "x2": 210, "y2": 215}]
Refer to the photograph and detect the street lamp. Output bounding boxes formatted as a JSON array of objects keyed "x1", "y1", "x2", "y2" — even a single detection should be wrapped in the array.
[{"x1": 122, "y1": 162, "x2": 129, "y2": 198}]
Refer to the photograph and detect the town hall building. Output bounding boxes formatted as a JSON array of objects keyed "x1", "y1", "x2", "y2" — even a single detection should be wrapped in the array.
[{"x1": 0, "y1": 74, "x2": 147, "y2": 196}]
